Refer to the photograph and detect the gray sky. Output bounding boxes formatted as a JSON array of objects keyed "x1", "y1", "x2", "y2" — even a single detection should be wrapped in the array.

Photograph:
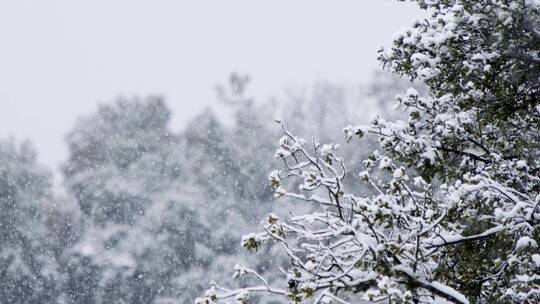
[{"x1": 0, "y1": 0, "x2": 421, "y2": 173}]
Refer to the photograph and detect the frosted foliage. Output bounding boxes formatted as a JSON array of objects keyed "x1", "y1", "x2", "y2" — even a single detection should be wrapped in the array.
[{"x1": 198, "y1": 1, "x2": 540, "y2": 303}]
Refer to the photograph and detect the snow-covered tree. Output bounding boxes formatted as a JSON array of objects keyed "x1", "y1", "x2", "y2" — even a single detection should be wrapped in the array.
[
  {"x1": 0, "y1": 139, "x2": 62, "y2": 303},
  {"x1": 197, "y1": 1, "x2": 540, "y2": 303},
  {"x1": 60, "y1": 93, "x2": 280, "y2": 303},
  {"x1": 61, "y1": 96, "x2": 210, "y2": 303},
  {"x1": 63, "y1": 96, "x2": 175, "y2": 225}
]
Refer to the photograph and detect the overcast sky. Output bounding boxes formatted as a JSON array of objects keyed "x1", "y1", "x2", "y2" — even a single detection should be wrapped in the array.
[{"x1": 0, "y1": 0, "x2": 422, "y2": 174}]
